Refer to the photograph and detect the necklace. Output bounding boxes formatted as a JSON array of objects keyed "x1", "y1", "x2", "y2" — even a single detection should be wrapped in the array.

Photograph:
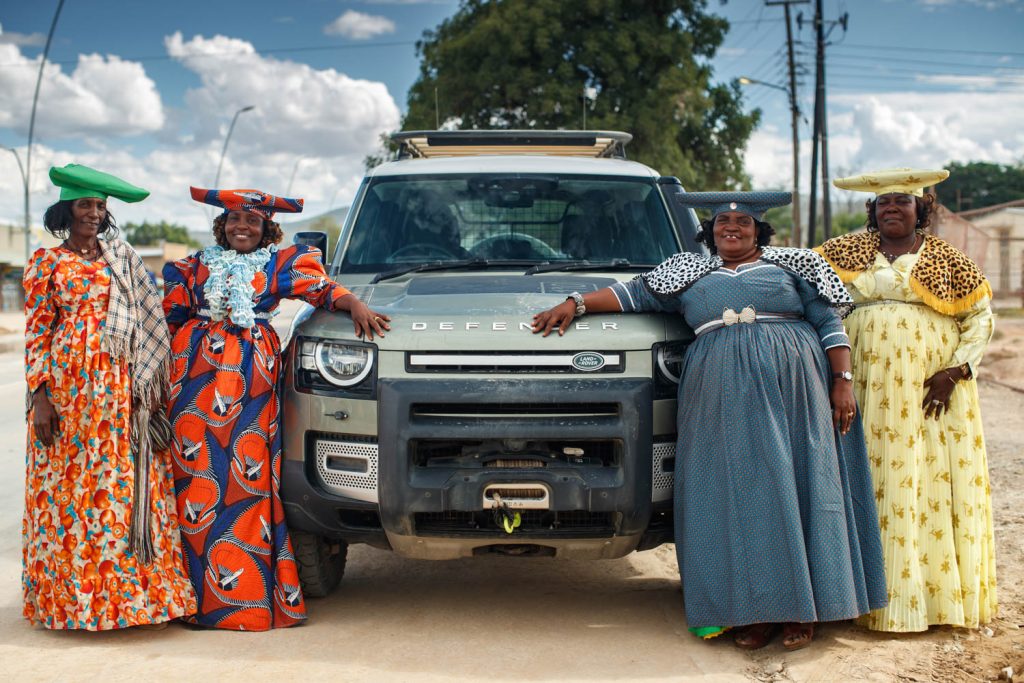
[
  {"x1": 64, "y1": 239, "x2": 100, "y2": 259},
  {"x1": 879, "y1": 234, "x2": 920, "y2": 263}
]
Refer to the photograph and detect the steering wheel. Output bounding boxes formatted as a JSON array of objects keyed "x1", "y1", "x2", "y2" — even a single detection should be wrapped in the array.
[
  {"x1": 470, "y1": 234, "x2": 559, "y2": 260},
  {"x1": 387, "y1": 243, "x2": 459, "y2": 263}
]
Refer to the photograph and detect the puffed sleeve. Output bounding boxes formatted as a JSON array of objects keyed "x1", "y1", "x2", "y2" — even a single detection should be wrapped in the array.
[
  {"x1": 276, "y1": 244, "x2": 352, "y2": 310},
  {"x1": 24, "y1": 248, "x2": 58, "y2": 395},
  {"x1": 162, "y1": 256, "x2": 199, "y2": 337},
  {"x1": 950, "y1": 296, "x2": 994, "y2": 377},
  {"x1": 609, "y1": 255, "x2": 687, "y2": 314},
  {"x1": 794, "y1": 273, "x2": 850, "y2": 350}
]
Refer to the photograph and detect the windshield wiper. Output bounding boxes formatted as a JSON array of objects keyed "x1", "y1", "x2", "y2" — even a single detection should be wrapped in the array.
[
  {"x1": 371, "y1": 259, "x2": 537, "y2": 283},
  {"x1": 525, "y1": 259, "x2": 650, "y2": 275}
]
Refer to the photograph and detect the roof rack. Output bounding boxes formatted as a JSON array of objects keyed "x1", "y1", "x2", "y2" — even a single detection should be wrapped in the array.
[{"x1": 391, "y1": 130, "x2": 632, "y2": 160}]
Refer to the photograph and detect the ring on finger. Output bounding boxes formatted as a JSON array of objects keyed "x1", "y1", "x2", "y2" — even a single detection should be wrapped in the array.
[{"x1": 930, "y1": 399, "x2": 941, "y2": 405}]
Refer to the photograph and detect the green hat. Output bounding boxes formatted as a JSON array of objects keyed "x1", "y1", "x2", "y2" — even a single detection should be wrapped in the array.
[{"x1": 48, "y1": 163, "x2": 150, "y2": 203}]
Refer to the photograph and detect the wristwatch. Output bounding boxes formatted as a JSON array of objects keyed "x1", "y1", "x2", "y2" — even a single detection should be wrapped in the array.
[
  {"x1": 567, "y1": 291, "x2": 586, "y2": 318},
  {"x1": 832, "y1": 371, "x2": 853, "y2": 381}
]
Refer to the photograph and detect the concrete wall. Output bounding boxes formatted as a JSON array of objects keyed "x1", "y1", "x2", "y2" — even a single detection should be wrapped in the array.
[{"x1": 972, "y1": 208, "x2": 1024, "y2": 297}]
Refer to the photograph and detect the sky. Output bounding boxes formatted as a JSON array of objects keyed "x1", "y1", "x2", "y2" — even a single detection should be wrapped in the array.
[{"x1": 0, "y1": 0, "x2": 1022, "y2": 233}]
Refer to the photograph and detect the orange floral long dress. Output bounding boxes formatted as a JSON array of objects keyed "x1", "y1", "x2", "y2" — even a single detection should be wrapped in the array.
[{"x1": 23, "y1": 247, "x2": 197, "y2": 630}]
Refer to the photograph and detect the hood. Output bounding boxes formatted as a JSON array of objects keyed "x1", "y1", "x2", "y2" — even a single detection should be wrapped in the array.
[{"x1": 293, "y1": 273, "x2": 690, "y2": 351}]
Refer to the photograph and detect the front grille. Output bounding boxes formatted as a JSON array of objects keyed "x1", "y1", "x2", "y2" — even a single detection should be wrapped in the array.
[
  {"x1": 406, "y1": 351, "x2": 624, "y2": 374},
  {"x1": 414, "y1": 510, "x2": 617, "y2": 536},
  {"x1": 411, "y1": 402, "x2": 620, "y2": 417},
  {"x1": 412, "y1": 439, "x2": 619, "y2": 468}
]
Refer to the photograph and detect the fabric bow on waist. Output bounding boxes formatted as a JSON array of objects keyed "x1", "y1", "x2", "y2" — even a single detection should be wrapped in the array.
[{"x1": 722, "y1": 306, "x2": 757, "y2": 326}]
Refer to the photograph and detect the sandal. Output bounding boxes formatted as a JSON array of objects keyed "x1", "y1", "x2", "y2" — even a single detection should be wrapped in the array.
[
  {"x1": 781, "y1": 622, "x2": 814, "y2": 651},
  {"x1": 733, "y1": 623, "x2": 780, "y2": 650}
]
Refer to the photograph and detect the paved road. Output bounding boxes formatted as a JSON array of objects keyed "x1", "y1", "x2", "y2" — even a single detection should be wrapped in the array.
[{"x1": 0, "y1": 349, "x2": 765, "y2": 683}]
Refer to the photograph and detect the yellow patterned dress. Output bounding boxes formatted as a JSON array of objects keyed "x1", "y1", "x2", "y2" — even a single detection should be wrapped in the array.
[
  {"x1": 820, "y1": 242, "x2": 996, "y2": 632},
  {"x1": 23, "y1": 248, "x2": 197, "y2": 630}
]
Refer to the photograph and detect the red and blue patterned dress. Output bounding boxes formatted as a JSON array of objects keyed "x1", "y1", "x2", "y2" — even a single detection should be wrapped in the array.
[{"x1": 163, "y1": 243, "x2": 350, "y2": 630}]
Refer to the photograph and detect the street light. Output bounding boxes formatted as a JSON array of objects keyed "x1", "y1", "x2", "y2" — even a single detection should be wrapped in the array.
[
  {"x1": 212, "y1": 105, "x2": 255, "y2": 189},
  {"x1": 3, "y1": 145, "x2": 31, "y2": 264},
  {"x1": 739, "y1": 76, "x2": 803, "y2": 247}
]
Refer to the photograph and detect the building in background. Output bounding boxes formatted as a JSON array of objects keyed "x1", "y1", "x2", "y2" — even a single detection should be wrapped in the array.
[{"x1": 957, "y1": 200, "x2": 1024, "y2": 300}]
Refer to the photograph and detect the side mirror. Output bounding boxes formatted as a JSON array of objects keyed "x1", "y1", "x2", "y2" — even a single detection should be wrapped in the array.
[{"x1": 294, "y1": 231, "x2": 328, "y2": 256}]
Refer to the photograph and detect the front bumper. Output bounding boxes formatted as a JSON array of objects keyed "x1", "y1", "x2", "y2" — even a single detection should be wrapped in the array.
[{"x1": 283, "y1": 377, "x2": 677, "y2": 559}]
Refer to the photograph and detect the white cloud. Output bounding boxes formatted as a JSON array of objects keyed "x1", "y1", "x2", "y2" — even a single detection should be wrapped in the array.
[
  {"x1": 0, "y1": 140, "x2": 372, "y2": 234},
  {"x1": 324, "y1": 10, "x2": 396, "y2": 40},
  {"x1": 0, "y1": 45, "x2": 165, "y2": 138},
  {"x1": 165, "y1": 31, "x2": 401, "y2": 159},
  {"x1": 0, "y1": 33, "x2": 402, "y2": 232},
  {"x1": 0, "y1": 26, "x2": 45, "y2": 47},
  {"x1": 743, "y1": 85, "x2": 1024, "y2": 206}
]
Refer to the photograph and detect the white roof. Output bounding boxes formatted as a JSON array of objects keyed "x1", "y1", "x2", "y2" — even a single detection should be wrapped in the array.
[{"x1": 369, "y1": 155, "x2": 662, "y2": 179}]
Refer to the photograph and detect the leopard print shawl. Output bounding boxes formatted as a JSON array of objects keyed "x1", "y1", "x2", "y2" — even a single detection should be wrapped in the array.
[
  {"x1": 815, "y1": 232, "x2": 991, "y2": 316},
  {"x1": 638, "y1": 246, "x2": 855, "y2": 318}
]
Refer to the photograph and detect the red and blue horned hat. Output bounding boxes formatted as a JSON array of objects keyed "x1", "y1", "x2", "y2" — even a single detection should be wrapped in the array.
[{"x1": 190, "y1": 186, "x2": 304, "y2": 220}]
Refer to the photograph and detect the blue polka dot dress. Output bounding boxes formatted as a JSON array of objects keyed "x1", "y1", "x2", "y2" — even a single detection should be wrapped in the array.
[{"x1": 614, "y1": 261, "x2": 887, "y2": 629}]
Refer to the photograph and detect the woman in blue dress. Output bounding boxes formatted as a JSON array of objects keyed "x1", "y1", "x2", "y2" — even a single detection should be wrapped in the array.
[{"x1": 533, "y1": 191, "x2": 887, "y2": 650}]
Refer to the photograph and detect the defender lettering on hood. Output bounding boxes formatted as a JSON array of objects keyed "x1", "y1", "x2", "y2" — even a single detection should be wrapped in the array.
[{"x1": 408, "y1": 321, "x2": 620, "y2": 331}]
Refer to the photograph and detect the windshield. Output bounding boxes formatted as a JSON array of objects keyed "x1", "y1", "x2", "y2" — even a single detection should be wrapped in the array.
[{"x1": 339, "y1": 174, "x2": 681, "y2": 273}]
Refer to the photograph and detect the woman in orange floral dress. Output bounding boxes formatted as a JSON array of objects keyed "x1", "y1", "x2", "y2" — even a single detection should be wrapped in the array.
[{"x1": 23, "y1": 164, "x2": 196, "y2": 630}]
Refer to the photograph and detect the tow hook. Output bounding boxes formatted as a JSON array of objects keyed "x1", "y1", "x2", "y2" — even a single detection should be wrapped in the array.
[{"x1": 490, "y1": 492, "x2": 522, "y2": 534}]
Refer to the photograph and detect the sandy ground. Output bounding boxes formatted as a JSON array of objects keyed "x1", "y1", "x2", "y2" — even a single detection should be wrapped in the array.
[{"x1": 0, "y1": 309, "x2": 1021, "y2": 682}]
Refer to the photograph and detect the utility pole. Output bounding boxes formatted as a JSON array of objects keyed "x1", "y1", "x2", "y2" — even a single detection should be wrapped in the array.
[
  {"x1": 25, "y1": 0, "x2": 67, "y2": 267},
  {"x1": 766, "y1": 0, "x2": 808, "y2": 248},
  {"x1": 805, "y1": 1, "x2": 847, "y2": 246}
]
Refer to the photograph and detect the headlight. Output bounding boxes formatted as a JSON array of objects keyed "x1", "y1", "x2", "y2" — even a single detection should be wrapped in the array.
[
  {"x1": 655, "y1": 343, "x2": 685, "y2": 385},
  {"x1": 653, "y1": 341, "x2": 688, "y2": 400},
  {"x1": 300, "y1": 340, "x2": 375, "y2": 387}
]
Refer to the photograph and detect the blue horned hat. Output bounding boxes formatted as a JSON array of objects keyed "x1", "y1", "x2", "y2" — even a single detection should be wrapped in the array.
[{"x1": 676, "y1": 191, "x2": 792, "y2": 221}]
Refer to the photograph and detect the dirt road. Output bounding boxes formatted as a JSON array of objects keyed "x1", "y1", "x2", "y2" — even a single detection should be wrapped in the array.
[{"x1": 0, "y1": 315, "x2": 1021, "y2": 682}]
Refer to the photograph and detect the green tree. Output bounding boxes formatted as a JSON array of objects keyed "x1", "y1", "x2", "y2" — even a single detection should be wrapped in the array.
[
  {"x1": 402, "y1": 0, "x2": 760, "y2": 189},
  {"x1": 124, "y1": 221, "x2": 200, "y2": 247},
  {"x1": 935, "y1": 161, "x2": 1024, "y2": 212}
]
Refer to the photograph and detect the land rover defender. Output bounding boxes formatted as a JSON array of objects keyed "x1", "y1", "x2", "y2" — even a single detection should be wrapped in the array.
[{"x1": 280, "y1": 130, "x2": 704, "y2": 595}]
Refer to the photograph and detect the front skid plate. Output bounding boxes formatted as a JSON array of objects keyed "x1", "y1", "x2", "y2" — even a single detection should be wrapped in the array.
[{"x1": 384, "y1": 530, "x2": 642, "y2": 560}]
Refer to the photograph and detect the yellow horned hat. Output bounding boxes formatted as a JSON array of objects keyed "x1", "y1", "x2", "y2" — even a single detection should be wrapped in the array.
[{"x1": 832, "y1": 167, "x2": 949, "y2": 197}]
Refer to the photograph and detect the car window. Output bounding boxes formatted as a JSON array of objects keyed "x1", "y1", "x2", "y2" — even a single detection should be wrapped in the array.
[{"x1": 340, "y1": 174, "x2": 681, "y2": 272}]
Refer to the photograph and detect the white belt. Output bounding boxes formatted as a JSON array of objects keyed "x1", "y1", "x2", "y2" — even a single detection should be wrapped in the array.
[{"x1": 693, "y1": 306, "x2": 800, "y2": 336}]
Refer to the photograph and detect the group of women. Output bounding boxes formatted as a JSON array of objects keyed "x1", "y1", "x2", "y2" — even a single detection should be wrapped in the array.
[
  {"x1": 23, "y1": 164, "x2": 389, "y2": 631},
  {"x1": 23, "y1": 162, "x2": 996, "y2": 646},
  {"x1": 532, "y1": 168, "x2": 997, "y2": 648}
]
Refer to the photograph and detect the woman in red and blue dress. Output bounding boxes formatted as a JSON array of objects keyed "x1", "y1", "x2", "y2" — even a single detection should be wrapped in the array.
[{"x1": 163, "y1": 186, "x2": 390, "y2": 630}]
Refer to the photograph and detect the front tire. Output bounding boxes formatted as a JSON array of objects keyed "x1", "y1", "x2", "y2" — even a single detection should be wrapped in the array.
[{"x1": 292, "y1": 531, "x2": 347, "y2": 597}]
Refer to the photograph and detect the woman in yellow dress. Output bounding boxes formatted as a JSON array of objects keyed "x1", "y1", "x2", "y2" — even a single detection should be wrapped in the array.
[{"x1": 817, "y1": 168, "x2": 996, "y2": 632}]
